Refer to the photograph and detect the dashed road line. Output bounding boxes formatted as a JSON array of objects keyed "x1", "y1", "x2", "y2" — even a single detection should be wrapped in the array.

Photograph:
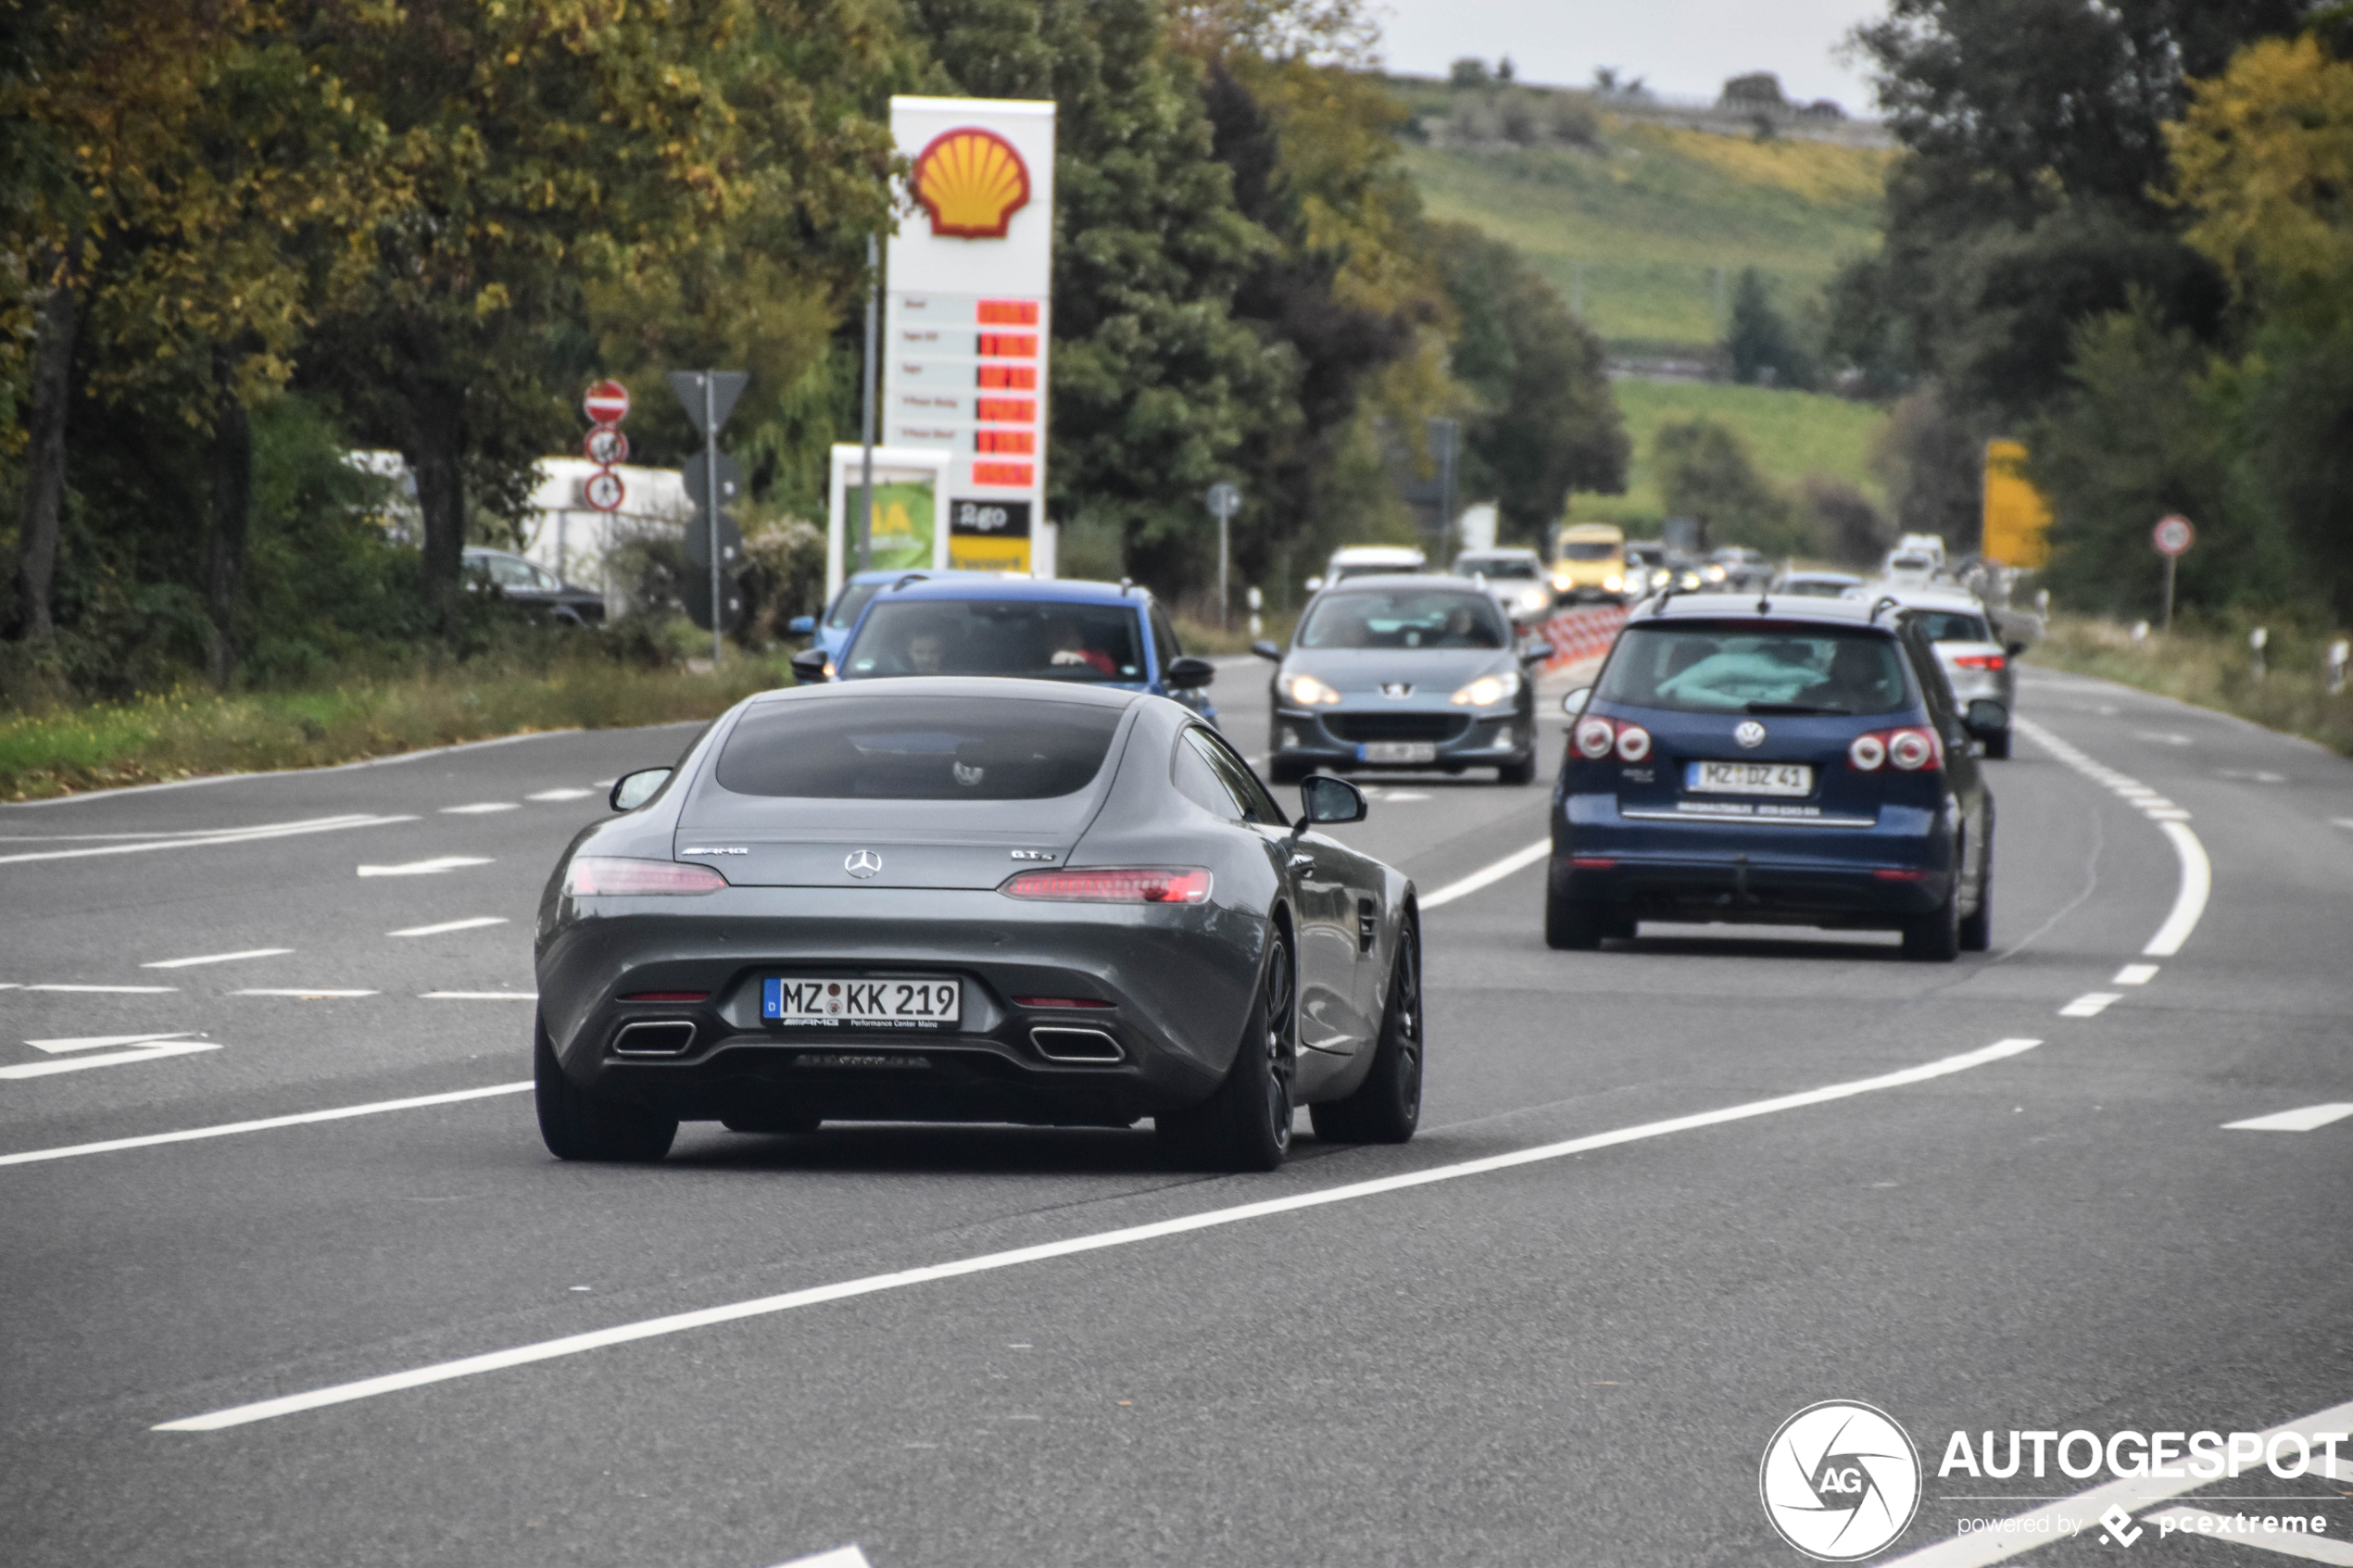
[
  {"x1": 526, "y1": 788, "x2": 596, "y2": 802},
  {"x1": 1422, "y1": 839, "x2": 1550, "y2": 909},
  {"x1": 357, "y1": 856, "x2": 493, "y2": 878},
  {"x1": 152, "y1": 1035, "x2": 2043, "y2": 1432},
  {"x1": 0, "y1": 1080, "x2": 533, "y2": 1167},
  {"x1": 2113, "y1": 963, "x2": 2159, "y2": 985},
  {"x1": 420, "y1": 991, "x2": 536, "y2": 1001},
  {"x1": 22, "y1": 984, "x2": 177, "y2": 994},
  {"x1": 231, "y1": 988, "x2": 379, "y2": 998},
  {"x1": 389, "y1": 917, "x2": 509, "y2": 938},
  {"x1": 441, "y1": 803, "x2": 519, "y2": 815},
  {"x1": 2222, "y1": 1102, "x2": 2353, "y2": 1132},
  {"x1": 140, "y1": 948, "x2": 293, "y2": 970},
  {"x1": 2059, "y1": 993, "x2": 2120, "y2": 1018}
]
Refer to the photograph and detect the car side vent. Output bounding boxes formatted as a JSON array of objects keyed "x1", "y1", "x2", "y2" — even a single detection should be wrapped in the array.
[
  {"x1": 1030, "y1": 1027, "x2": 1124, "y2": 1064},
  {"x1": 611, "y1": 1020, "x2": 697, "y2": 1056}
]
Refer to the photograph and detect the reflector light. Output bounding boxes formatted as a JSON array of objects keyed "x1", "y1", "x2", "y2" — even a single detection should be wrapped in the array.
[
  {"x1": 1616, "y1": 723, "x2": 1653, "y2": 762},
  {"x1": 1872, "y1": 868, "x2": 1927, "y2": 881},
  {"x1": 621, "y1": 991, "x2": 711, "y2": 1002},
  {"x1": 1001, "y1": 867, "x2": 1213, "y2": 904},
  {"x1": 1012, "y1": 996, "x2": 1114, "y2": 1009},
  {"x1": 1570, "y1": 856, "x2": 1617, "y2": 869},
  {"x1": 1575, "y1": 717, "x2": 1617, "y2": 759},
  {"x1": 564, "y1": 858, "x2": 728, "y2": 896}
]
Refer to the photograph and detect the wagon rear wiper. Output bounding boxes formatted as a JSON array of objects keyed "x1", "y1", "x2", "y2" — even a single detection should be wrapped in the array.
[{"x1": 1743, "y1": 701, "x2": 1849, "y2": 715}]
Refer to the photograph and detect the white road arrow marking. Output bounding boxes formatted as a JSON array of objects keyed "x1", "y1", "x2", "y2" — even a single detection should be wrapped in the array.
[
  {"x1": 26, "y1": 1032, "x2": 195, "y2": 1055},
  {"x1": 357, "y1": 857, "x2": 493, "y2": 877},
  {"x1": 0, "y1": 814, "x2": 411, "y2": 866},
  {"x1": 0, "y1": 1040, "x2": 220, "y2": 1079},
  {"x1": 141, "y1": 948, "x2": 292, "y2": 970}
]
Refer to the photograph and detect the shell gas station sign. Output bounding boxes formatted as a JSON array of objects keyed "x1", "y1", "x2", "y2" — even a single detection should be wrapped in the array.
[{"x1": 886, "y1": 96, "x2": 1055, "y2": 573}]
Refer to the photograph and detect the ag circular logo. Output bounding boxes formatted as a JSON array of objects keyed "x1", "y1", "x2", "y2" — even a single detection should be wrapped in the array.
[
  {"x1": 1759, "y1": 1400, "x2": 1920, "y2": 1561},
  {"x1": 1736, "y1": 720, "x2": 1768, "y2": 748}
]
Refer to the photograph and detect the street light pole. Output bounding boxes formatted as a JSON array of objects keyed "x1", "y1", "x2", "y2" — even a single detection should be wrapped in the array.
[
  {"x1": 704, "y1": 372, "x2": 722, "y2": 665},
  {"x1": 860, "y1": 232, "x2": 878, "y2": 574}
]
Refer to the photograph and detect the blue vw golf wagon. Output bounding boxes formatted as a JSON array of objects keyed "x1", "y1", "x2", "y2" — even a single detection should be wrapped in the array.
[{"x1": 1547, "y1": 594, "x2": 2007, "y2": 960}]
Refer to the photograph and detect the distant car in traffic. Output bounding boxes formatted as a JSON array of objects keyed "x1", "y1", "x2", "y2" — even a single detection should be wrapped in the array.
[
  {"x1": 806, "y1": 576, "x2": 1217, "y2": 722},
  {"x1": 535, "y1": 680, "x2": 1423, "y2": 1171},
  {"x1": 1548, "y1": 594, "x2": 2004, "y2": 960},
  {"x1": 1711, "y1": 546, "x2": 1772, "y2": 592},
  {"x1": 1880, "y1": 548, "x2": 1944, "y2": 586},
  {"x1": 1310, "y1": 545, "x2": 1427, "y2": 591},
  {"x1": 786, "y1": 568, "x2": 1013, "y2": 675},
  {"x1": 461, "y1": 546, "x2": 606, "y2": 625},
  {"x1": 1773, "y1": 570, "x2": 1864, "y2": 599},
  {"x1": 1255, "y1": 575, "x2": 1544, "y2": 785},
  {"x1": 1453, "y1": 546, "x2": 1555, "y2": 624},
  {"x1": 1549, "y1": 522, "x2": 1629, "y2": 602},
  {"x1": 1877, "y1": 586, "x2": 2017, "y2": 758}
]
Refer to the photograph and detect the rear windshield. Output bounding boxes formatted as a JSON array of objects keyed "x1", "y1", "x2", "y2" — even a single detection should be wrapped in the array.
[
  {"x1": 1461, "y1": 558, "x2": 1539, "y2": 579},
  {"x1": 715, "y1": 697, "x2": 1125, "y2": 799},
  {"x1": 843, "y1": 599, "x2": 1145, "y2": 684},
  {"x1": 1888, "y1": 555, "x2": 1935, "y2": 572},
  {"x1": 1906, "y1": 610, "x2": 1991, "y2": 643},
  {"x1": 1596, "y1": 622, "x2": 1912, "y2": 716},
  {"x1": 1330, "y1": 561, "x2": 1418, "y2": 582},
  {"x1": 1780, "y1": 580, "x2": 1854, "y2": 599},
  {"x1": 1298, "y1": 589, "x2": 1508, "y2": 650},
  {"x1": 1558, "y1": 541, "x2": 1619, "y2": 561}
]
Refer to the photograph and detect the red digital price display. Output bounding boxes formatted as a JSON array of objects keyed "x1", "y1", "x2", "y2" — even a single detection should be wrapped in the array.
[
  {"x1": 977, "y1": 332, "x2": 1038, "y2": 358},
  {"x1": 977, "y1": 300, "x2": 1039, "y2": 325},
  {"x1": 975, "y1": 397, "x2": 1036, "y2": 423},
  {"x1": 976, "y1": 365, "x2": 1037, "y2": 390},
  {"x1": 972, "y1": 461, "x2": 1035, "y2": 485},
  {"x1": 976, "y1": 431, "x2": 1036, "y2": 455}
]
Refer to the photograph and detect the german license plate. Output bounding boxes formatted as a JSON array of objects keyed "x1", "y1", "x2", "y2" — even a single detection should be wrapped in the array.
[
  {"x1": 763, "y1": 976, "x2": 960, "y2": 1029},
  {"x1": 1685, "y1": 760, "x2": 1813, "y2": 797},
  {"x1": 1359, "y1": 742, "x2": 1438, "y2": 764}
]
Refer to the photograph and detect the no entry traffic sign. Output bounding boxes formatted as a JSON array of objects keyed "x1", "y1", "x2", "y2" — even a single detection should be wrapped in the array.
[
  {"x1": 2153, "y1": 515, "x2": 2195, "y2": 557},
  {"x1": 584, "y1": 379, "x2": 631, "y2": 427},
  {"x1": 583, "y1": 470, "x2": 625, "y2": 513},
  {"x1": 584, "y1": 427, "x2": 628, "y2": 466}
]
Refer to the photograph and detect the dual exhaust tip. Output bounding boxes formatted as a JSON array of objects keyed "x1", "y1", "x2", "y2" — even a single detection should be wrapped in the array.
[{"x1": 610, "y1": 1019, "x2": 1125, "y2": 1065}]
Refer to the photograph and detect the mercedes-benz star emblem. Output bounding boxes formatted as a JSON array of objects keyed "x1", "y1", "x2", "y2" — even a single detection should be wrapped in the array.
[
  {"x1": 1736, "y1": 721, "x2": 1768, "y2": 748},
  {"x1": 844, "y1": 849, "x2": 883, "y2": 878}
]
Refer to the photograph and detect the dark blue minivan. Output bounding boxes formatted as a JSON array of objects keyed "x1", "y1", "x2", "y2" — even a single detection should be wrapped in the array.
[{"x1": 1548, "y1": 595, "x2": 2006, "y2": 960}]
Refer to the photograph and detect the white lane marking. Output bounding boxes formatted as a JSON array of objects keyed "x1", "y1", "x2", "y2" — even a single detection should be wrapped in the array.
[
  {"x1": 2332, "y1": 819, "x2": 2353, "y2": 831},
  {"x1": 2145, "y1": 808, "x2": 2193, "y2": 821},
  {"x1": 419, "y1": 991, "x2": 536, "y2": 1001},
  {"x1": 1421, "y1": 839, "x2": 1550, "y2": 909},
  {"x1": 357, "y1": 856, "x2": 493, "y2": 877},
  {"x1": 0, "y1": 1080, "x2": 531, "y2": 1168},
  {"x1": 1884, "y1": 1393, "x2": 2353, "y2": 1566},
  {"x1": 2222, "y1": 1102, "x2": 2353, "y2": 1132},
  {"x1": 25, "y1": 984, "x2": 177, "y2": 994},
  {"x1": 1385, "y1": 791, "x2": 1432, "y2": 802},
  {"x1": 526, "y1": 788, "x2": 595, "y2": 802},
  {"x1": 231, "y1": 988, "x2": 378, "y2": 998},
  {"x1": 767, "y1": 1549, "x2": 873, "y2": 1568},
  {"x1": 2059, "y1": 992, "x2": 2121, "y2": 1018},
  {"x1": 440, "y1": 803, "x2": 519, "y2": 815},
  {"x1": 26, "y1": 1032, "x2": 195, "y2": 1054},
  {"x1": 0, "y1": 1040, "x2": 220, "y2": 1079},
  {"x1": 2136, "y1": 731, "x2": 2194, "y2": 745},
  {"x1": 0, "y1": 814, "x2": 412, "y2": 866},
  {"x1": 2141, "y1": 1510, "x2": 2353, "y2": 1564},
  {"x1": 388, "y1": 917, "x2": 509, "y2": 938},
  {"x1": 2145, "y1": 821, "x2": 2211, "y2": 957},
  {"x1": 2217, "y1": 769, "x2": 2285, "y2": 784},
  {"x1": 2112, "y1": 963, "x2": 2158, "y2": 985},
  {"x1": 140, "y1": 947, "x2": 293, "y2": 970},
  {"x1": 154, "y1": 1035, "x2": 2043, "y2": 1431}
]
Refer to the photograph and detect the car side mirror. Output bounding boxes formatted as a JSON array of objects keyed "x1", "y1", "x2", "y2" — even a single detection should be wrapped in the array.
[
  {"x1": 786, "y1": 614, "x2": 816, "y2": 636},
  {"x1": 2004, "y1": 640, "x2": 2026, "y2": 659},
  {"x1": 1164, "y1": 655, "x2": 1216, "y2": 690},
  {"x1": 1519, "y1": 639, "x2": 1551, "y2": 666},
  {"x1": 610, "y1": 767, "x2": 673, "y2": 812},
  {"x1": 1560, "y1": 685, "x2": 1593, "y2": 716},
  {"x1": 1963, "y1": 698, "x2": 2009, "y2": 742},
  {"x1": 789, "y1": 646, "x2": 831, "y2": 684},
  {"x1": 1298, "y1": 773, "x2": 1367, "y2": 828},
  {"x1": 1250, "y1": 639, "x2": 1282, "y2": 662}
]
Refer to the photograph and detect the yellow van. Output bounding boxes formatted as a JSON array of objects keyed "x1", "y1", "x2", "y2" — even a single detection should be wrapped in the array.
[{"x1": 1549, "y1": 523, "x2": 1628, "y2": 602}]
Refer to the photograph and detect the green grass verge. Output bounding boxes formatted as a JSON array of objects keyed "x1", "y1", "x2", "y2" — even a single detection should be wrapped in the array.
[
  {"x1": 1568, "y1": 378, "x2": 1892, "y2": 531},
  {"x1": 0, "y1": 653, "x2": 798, "y2": 802},
  {"x1": 2027, "y1": 616, "x2": 2353, "y2": 758},
  {"x1": 1403, "y1": 119, "x2": 1890, "y2": 351}
]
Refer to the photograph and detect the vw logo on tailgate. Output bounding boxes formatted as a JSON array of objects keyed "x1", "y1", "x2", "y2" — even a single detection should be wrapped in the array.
[
  {"x1": 1735, "y1": 721, "x2": 1768, "y2": 749},
  {"x1": 844, "y1": 849, "x2": 883, "y2": 878}
]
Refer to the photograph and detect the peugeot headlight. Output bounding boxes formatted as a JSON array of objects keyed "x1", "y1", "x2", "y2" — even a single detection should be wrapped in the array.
[
  {"x1": 1451, "y1": 670, "x2": 1523, "y2": 708},
  {"x1": 1703, "y1": 563, "x2": 1727, "y2": 583},
  {"x1": 1283, "y1": 671, "x2": 1342, "y2": 707},
  {"x1": 1603, "y1": 572, "x2": 1623, "y2": 592},
  {"x1": 1516, "y1": 586, "x2": 1549, "y2": 615}
]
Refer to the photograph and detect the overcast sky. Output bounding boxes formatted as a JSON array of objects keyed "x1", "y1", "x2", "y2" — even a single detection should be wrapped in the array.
[{"x1": 1375, "y1": 0, "x2": 1889, "y2": 113}]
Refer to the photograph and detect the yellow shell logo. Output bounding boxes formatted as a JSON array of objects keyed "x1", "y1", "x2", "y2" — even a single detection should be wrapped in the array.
[{"x1": 912, "y1": 128, "x2": 1031, "y2": 240}]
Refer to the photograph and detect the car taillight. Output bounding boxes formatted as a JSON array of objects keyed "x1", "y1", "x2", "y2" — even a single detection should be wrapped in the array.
[
  {"x1": 1888, "y1": 728, "x2": 1938, "y2": 770},
  {"x1": 1849, "y1": 733, "x2": 1887, "y2": 771},
  {"x1": 1616, "y1": 723, "x2": 1652, "y2": 762},
  {"x1": 1848, "y1": 727, "x2": 1940, "y2": 771},
  {"x1": 1950, "y1": 653, "x2": 2005, "y2": 671},
  {"x1": 1575, "y1": 717, "x2": 1617, "y2": 759},
  {"x1": 564, "y1": 857, "x2": 729, "y2": 896},
  {"x1": 1000, "y1": 867, "x2": 1213, "y2": 904}
]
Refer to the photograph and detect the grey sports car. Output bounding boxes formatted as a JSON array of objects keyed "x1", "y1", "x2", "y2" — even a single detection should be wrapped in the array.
[
  {"x1": 1254, "y1": 576, "x2": 1547, "y2": 785},
  {"x1": 535, "y1": 678, "x2": 1423, "y2": 1171}
]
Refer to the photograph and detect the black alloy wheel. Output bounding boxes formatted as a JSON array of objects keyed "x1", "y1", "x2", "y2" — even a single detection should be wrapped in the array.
[
  {"x1": 1157, "y1": 934, "x2": 1297, "y2": 1172},
  {"x1": 1312, "y1": 914, "x2": 1423, "y2": 1144},
  {"x1": 535, "y1": 1012, "x2": 679, "y2": 1161}
]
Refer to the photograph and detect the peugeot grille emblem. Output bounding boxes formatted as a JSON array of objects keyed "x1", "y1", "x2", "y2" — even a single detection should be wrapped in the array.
[
  {"x1": 844, "y1": 849, "x2": 883, "y2": 878},
  {"x1": 1735, "y1": 721, "x2": 1768, "y2": 749},
  {"x1": 1381, "y1": 682, "x2": 1413, "y2": 698}
]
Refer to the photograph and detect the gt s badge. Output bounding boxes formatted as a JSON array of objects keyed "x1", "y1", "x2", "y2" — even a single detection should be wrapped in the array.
[
  {"x1": 1735, "y1": 721, "x2": 1768, "y2": 748},
  {"x1": 844, "y1": 849, "x2": 883, "y2": 878},
  {"x1": 1009, "y1": 849, "x2": 1057, "y2": 861}
]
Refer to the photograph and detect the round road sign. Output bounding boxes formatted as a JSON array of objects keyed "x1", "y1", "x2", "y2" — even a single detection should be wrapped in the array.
[
  {"x1": 584, "y1": 428, "x2": 629, "y2": 466},
  {"x1": 2153, "y1": 514, "x2": 2195, "y2": 557},
  {"x1": 584, "y1": 379, "x2": 631, "y2": 427},
  {"x1": 1205, "y1": 481, "x2": 1241, "y2": 519},
  {"x1": 583, "y1": 470, "x2": 625, "y2": 513}
]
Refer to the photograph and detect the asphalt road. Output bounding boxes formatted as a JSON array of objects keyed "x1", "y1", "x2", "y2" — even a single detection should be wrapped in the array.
[{"x1": 3, "y1": 658, "x2": 2349, "y2": 1568}]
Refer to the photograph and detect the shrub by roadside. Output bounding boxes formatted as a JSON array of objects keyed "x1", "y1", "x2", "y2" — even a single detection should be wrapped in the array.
[{"x1": 2028, "y1": 615, "x2": 2353, "y2": 758}]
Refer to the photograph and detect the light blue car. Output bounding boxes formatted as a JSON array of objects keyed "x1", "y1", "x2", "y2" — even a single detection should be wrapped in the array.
[{"x1": 787, "y1": 569, "x2": 1009, "y2": 677}]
